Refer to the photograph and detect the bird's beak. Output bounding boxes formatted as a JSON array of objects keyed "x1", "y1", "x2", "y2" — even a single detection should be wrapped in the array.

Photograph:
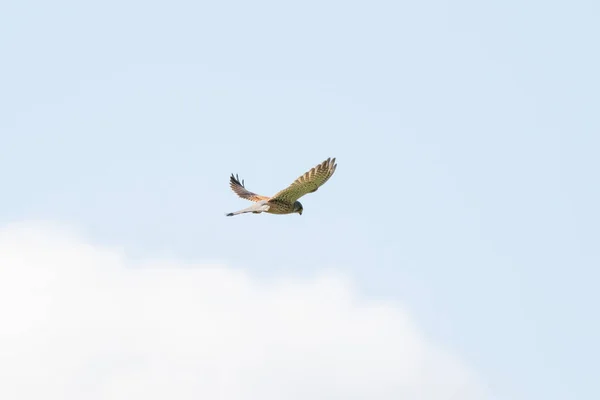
[{"x1": 299, "y1": 210, "x2": 303, "y2": 215}]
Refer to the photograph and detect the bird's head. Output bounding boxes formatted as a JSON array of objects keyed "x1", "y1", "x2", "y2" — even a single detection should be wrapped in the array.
[{"x1": 293, "y1": 201, "x2": 303, "y2": 215}]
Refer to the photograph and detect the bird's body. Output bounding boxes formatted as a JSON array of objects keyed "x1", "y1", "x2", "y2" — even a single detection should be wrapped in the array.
[{"x1": 226, "y1": 157, "x2": 337, "y2": 217}]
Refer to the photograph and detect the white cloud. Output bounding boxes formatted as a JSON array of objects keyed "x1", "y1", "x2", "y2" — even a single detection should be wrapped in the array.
[{"x1": 0, "y1": 221, "x2": 487, "y2": 400}]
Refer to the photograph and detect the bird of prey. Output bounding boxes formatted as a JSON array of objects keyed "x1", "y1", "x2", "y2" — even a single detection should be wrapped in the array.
[{"x1": 225, "y1": 157, "x2": 337, "y2": 217}]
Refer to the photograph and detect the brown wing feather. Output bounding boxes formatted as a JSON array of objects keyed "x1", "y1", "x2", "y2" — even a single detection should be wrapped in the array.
[
  {"x1": 270, "y1": 157, "x2": 337, "y2": 203},
  {"x1": 229, "y1": 174, "x2": 271, "y2": 202}
]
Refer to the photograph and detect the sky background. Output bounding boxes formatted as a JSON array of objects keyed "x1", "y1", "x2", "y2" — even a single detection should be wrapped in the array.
[{"x1": 1, "y1": 1, "x2": 599, "y2": 399}]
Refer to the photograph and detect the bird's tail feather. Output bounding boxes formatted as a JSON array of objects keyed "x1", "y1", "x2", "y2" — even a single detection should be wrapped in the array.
[{"x1": 225, "y1": 203, "x2": 269, "y2": 217}]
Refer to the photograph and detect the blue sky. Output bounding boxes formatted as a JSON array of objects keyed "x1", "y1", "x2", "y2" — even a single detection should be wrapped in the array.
[{"x1": 2, "y1": 1, "x2": 599, "y2": 399}]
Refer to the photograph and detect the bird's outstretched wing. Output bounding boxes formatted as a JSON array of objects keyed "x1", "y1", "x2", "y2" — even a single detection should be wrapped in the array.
[
  {"x1": 270, "y1": 157, "x2": 337, "y2": 203},
  {"x1": 229, "y1": 174, "x2": 271, "y2": 202}
]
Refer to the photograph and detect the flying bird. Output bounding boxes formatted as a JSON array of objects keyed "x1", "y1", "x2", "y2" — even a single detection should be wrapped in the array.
[{"x1": 225, "y1": 157, "x2": 337, "y2": 217}]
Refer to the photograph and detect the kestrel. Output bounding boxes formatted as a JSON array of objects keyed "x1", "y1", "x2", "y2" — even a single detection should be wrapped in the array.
[{"x1": 225, "y1": 157, "x2": 338, "y2": 217}]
